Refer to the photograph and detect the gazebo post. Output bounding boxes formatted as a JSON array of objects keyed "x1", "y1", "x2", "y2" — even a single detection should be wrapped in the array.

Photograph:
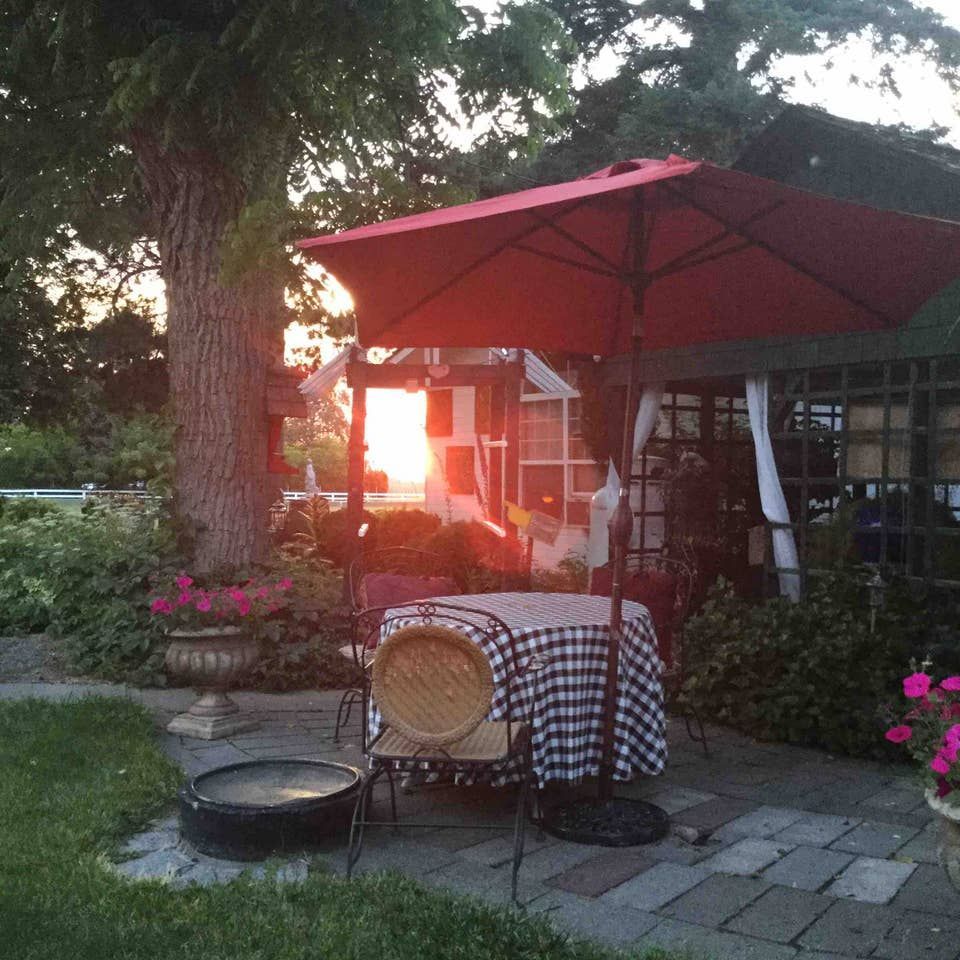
[{"x1": 344, "y1": 351, "x2": 368, "y2": 602}]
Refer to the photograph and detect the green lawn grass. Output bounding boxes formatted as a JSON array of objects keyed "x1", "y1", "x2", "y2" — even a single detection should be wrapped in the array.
[{"x1": 0, "y1": 697, "x2": 679, "y2": 960}]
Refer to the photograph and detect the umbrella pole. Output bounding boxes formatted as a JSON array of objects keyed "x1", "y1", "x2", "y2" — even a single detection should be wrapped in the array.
[
  {"x1": 598, "y1": 334, "x2": 643, "y2": 802},
  {"x1": 539, "y1": 332, "x2": 668, "y2": 845}
]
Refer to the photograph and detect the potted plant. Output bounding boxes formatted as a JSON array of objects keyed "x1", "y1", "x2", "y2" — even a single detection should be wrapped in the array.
[
  {"x1": 150, "y1": 574, "x2": 292, "y2": 739},
  {"x1": 885, "y1": 666, "x2": 960, "y2": 890}
]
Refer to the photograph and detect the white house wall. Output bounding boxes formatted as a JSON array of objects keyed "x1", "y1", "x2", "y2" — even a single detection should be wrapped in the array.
[{"x1": 424, "y1": 385, "x2": 491, "y2": 524}]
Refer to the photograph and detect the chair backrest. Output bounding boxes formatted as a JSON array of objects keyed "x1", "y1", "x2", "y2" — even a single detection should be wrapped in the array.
[
  {"x1": 360, "y1": 600, "x2": 523, "y2": 753},
  {"x1": 347, "y1": 546, "x2": 453, "y2": 611},
  {"x1": 371, "y1": 623, "x2": 494, "y2": 747},
  {"x1": 590, "y1": 549, "x2": 695, "y2": 675}
]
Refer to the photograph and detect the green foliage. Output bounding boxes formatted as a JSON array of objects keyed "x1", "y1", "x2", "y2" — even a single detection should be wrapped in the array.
[
  {"x1": 0, "y1": 500, "x2": 176, "y2": 681},
  {"x1": 681, "y1": 571, "x2": 950, "y2": 759},
  {"x1": 0, "y1": 265, "x2": 88, "y2": 423},
  {"x1": 0, "y1": 422, "x2": 82, "y2": 486},
  {"x1": 250, "y1": 552, "x2": 352, "y2": 691},
  {"x1": 0, "y1": 2, "x2": 571, "y2": 318},
  {"x1": 531, "y1": 550, "x2": 589, "y2": 593},
  {"x1": 0, "y1": 414, "x2": 173, "y2": 489},
  {"x1": 0, "y1": 697, "x2": 635, "y2": 960},
  {"x1": 507, "y1": 0, "x2": 960, "y2": 183}
]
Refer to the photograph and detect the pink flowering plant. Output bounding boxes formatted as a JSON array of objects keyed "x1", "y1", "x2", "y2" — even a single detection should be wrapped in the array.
[
  {"x1": 148, "y1": 573, "x2": 293, "y2": 632},
  {"x1": 885, "y1": 660, "x2": 960, "y2": 804}
]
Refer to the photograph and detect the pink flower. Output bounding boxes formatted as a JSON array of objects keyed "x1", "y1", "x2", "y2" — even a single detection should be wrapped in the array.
[
  {"x1": 195, "y1": 594, "x2": 212, "y2": 613},
  {"x1": 227, "y1": 587, "x2": 244, "y2": 601},
  {"x1": 885, "y1": 725, "x2": 913, "y2": 744},
  {"x1": 931, "y1": 752, "x2": 952, "y2": 775},
  {"x1": 276, "y1": 578, "x2": 293, "y2": 591},
  {"x1": 946, "y1": 725, "x2": 960, "y2": 748},
  {"x1": 176, "y1": 591, "x2": 191, "y2": 606},
  {"x1": 150, "y1": 598, "x2": 173, "y2": 615},
  {"x1": 233, "y1": 592, "x2": 251, "y2": 616},
  {"x1": 175, "y1": 575, "x2": 193, "y2": 589},
  {"x1": 940, "y1": 676, "x2": 960, "y2": 692},
  {"x1": 941, "y1": 742, "x2": 960, "y2": 763},
  {"x1": 903, "y1": 673, "x2": 932, "y2": 698},
  {"x1": 256, "y1": 587, "x2": 270, "y2": 599}
]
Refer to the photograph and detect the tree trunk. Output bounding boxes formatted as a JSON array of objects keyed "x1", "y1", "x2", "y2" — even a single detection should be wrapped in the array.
[{"x1": 131, "y1": 131, "x2": 283, "y2": 571}]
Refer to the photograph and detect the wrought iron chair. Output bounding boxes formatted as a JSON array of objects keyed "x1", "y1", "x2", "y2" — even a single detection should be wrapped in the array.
[
  {"x1": 334, "y1": 547, "x2": 458, "y2": 740},
  {"x1": 346, "y1": 600, "x2": 543, "y2": 902},
  {"x1": 590, "y1": 548, "x2": 708, "y2": 755}
]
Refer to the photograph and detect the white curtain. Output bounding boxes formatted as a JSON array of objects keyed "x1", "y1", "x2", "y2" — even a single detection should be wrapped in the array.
[
  {"x1": 586, "y1": 382, "x2": 666, "y2": 571},
  {"x1": 745, "y1": 373, "x2": 801, "y2": 601}
]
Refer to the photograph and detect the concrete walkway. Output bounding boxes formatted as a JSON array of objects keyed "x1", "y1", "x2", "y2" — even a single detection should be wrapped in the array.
[{"x1": 4, "y1": 681, "x2": 958, "y2": 960}]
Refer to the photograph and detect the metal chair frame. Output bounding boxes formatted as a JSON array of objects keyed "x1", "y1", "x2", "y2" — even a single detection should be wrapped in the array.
[
  {"x1": 346, "y1": 600, "x2": 543, "y2": 902},
  {"x1": 334, "y1": 547, "x2": 452, "y2": 741},
  {"x1": 599, "y1": 547, "x2": 709, "y2": 756}
]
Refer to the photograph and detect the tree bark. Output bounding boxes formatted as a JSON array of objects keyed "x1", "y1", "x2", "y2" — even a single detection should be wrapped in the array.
[{"x1": 131, "y1": 130, "x2": 283, "y2": 571}]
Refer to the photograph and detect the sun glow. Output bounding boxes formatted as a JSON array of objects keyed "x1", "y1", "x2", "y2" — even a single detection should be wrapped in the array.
[{"x1": 364, "y1": 389, "x2": 428, "y2": 485}]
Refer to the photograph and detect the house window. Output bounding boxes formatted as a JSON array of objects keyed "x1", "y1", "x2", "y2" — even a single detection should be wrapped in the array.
[
  {"x1": 568, "y1": 397, "x2": 590, "y2": 460},
  {"x1": 445, "y1": 446, "x2": 475, "y2": 495},
  {"x1": 772, "y1": 357, "x2": 960, "y2": 591},
  {"x1": 520, "y1": 398, "x2": 563, "y2": 460},
  {"x1": 426, "y1": 389, "x2": 453, "y2": 437},
  {"x1": 521, "y1": 464, "x2": 564, "y2": 520}
]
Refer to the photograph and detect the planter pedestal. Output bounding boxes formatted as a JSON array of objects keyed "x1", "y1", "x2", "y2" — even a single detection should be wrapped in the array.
[
  {"x1": 926, "y1": 790, "x2": 960, "y2": 892},
  {"x1": 165, "y1": 627, "x2": 261, "y2": 740}
]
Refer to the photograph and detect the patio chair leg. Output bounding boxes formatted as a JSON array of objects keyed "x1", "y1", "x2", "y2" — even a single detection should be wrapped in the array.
[
  {"x1": 333, "y1": 688, "x2": 361, "y2": 742},
  {"x1": 346, "y1": 766, "x2": 380, "y2": 878},
  {"x1": 511, "y1": 745, "x2": 534, "y2": 904},
  {"x1": 684, "y1": 707, "x2": 710, "y2": 758},
  {"x1": 384, "y1": 765, "x2": 399, "y2": 832}
]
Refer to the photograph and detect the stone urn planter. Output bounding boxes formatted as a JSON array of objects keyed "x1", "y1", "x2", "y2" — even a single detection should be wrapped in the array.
[
  {"x1": 164, "y1": 626, "x2": 261, "y2": 740},
  {"x1": 926, "y1": 789, "x2": 960, "y2": 892}
]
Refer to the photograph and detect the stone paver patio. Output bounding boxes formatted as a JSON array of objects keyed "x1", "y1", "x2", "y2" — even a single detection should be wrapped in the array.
[{"x1": 4, "y1": 681, "x2": 957, "y2": 960}]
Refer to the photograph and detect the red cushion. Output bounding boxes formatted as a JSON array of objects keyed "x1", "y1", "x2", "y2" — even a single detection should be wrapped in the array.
[
  {"x1": 357, "y1": 573, "x2": 461, "y2": 648},
  {"x1": 589, "y1": 565, "x2": 677, "y2": 671}
]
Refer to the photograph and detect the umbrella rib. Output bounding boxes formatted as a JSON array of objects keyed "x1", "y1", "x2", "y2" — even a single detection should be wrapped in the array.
[
  {"x1": 526, "y1": 208, "x2": 624, "y2": 274},
  {"x1": 652, "y1": 239, "x2": 755, "y2": 278},
  {"x1": 510, "y1": 243, "x2": 621, "y2": 279},
  {"x1": 650, "y1": 200, "x2": 787, "y2": 281},
  {"x1": 662, "y1": 182, "x2": 897, "y2": 326},
  {"x1": 375, "y1": 198, "x2": 595, "y2": 336}
]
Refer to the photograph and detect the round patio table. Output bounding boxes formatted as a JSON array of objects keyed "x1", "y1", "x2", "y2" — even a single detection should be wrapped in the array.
[{"x1": 373, "y1": 591, "x2": 667, "y2": 786}]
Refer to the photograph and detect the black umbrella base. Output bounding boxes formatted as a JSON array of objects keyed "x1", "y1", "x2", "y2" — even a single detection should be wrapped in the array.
[{"x1": 541, "y1": 796, "x2": 670, "y2": 847}]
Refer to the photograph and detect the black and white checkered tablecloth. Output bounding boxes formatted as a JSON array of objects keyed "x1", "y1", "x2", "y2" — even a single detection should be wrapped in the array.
[{"x1": 374, "y1": 592, "x2": 667, "y2": 786}]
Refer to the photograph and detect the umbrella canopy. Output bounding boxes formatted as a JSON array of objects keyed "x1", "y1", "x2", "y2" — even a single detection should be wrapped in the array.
[
  {"x1": 298, "y1": 156, "x2": 960, "y2": 355},
  {"x1": 298, "y1": 155, "x2": 960, "y2": 829}
]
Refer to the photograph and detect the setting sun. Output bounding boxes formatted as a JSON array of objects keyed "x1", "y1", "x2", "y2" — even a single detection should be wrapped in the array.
[{"x1": 364, "y1": 389, "x2": 427, "y2": 486}]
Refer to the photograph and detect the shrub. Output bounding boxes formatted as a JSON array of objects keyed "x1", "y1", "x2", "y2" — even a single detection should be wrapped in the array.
[
  {"x1": 0, "y1": 500, "x2": 177, "y2": 681},
  {"x1": 681, "y1": 571, "x2": 945, "y2": 759},
  {"x1": 0, "y1": 496, "x2": 64, "y2": 525},
  {"x1": 531, "y1": 550, "x2": 589, "y2": 593},
  {"x1": 0, "y1": 423, "x2": 81, "y2": 486},
  {"x1": 248, "y1": 553, "x2": 353, "y2": 691}
]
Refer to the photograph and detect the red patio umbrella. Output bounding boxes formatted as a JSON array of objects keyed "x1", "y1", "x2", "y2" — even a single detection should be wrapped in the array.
[{"x1": 298, "y1": 156, "x2": 960, "y2": 841}]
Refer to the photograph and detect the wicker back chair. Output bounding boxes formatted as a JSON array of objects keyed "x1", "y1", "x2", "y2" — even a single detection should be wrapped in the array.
[
  {"x1": 591, "y1": 548, "x2": 707, "y2": 755},
  {"x1": 346, "y1": 600, "x2": 542, "y2": 901},
  {"x1": 333, "y1": 547, "x2": 454, "y2": 741}
]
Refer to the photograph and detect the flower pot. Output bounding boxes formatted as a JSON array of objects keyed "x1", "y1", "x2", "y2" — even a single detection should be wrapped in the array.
[
  {"x1": 164, "y1": 626, "x2": 261, "y2": 740},
  {"x1": 926, "y1": 789, "x2": 960, "y2": 892}
]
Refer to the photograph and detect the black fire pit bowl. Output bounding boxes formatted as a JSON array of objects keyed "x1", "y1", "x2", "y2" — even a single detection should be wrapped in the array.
[{"x1": 179, "y1": 759, "x2": 363, "y2": 861}]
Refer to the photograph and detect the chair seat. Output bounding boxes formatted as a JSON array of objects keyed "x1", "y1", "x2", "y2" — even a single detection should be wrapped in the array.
[
  {"x1": 370, "y1": 720, "x2": 527, "y2": 763},
  {"x1": 338, "y1": 643, "x2": 375, "y2": 668}
]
